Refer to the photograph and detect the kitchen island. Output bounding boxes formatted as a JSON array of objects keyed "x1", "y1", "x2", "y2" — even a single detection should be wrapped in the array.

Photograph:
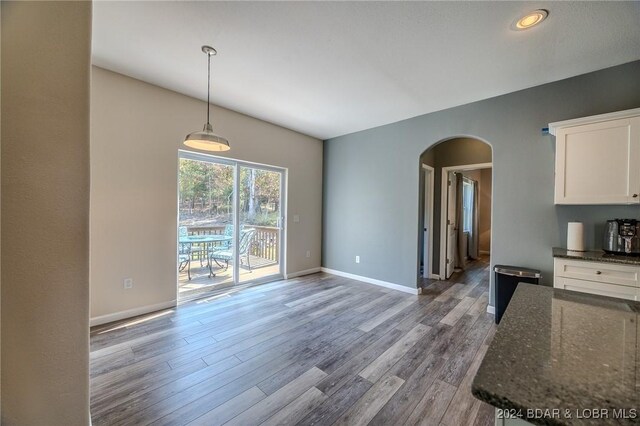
[{"x1": 472, "y1": 284, "x2": 639, "y2": 425}]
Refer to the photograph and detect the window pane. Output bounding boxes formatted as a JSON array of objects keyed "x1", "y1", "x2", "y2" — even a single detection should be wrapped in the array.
[{"x1": 463, "y1": 180, "x2": 472, "y2": 233}]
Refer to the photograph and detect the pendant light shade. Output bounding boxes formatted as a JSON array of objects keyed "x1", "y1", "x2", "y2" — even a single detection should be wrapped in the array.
[
  {"x1": 184, "y1": 45, "x2": 230, "y2": 152},
  {"x1": 184, "y1": 123, "x2": 230, "y2": 151}
]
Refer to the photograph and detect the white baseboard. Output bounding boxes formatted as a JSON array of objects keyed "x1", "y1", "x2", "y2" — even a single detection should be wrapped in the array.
[
  {"x1": 285, "y1": 267, "x2": 322, "y2": 279},
  {"x1": 321, "y1": 267, "x2": 419, "y2": 295},
  {"x1": 90, "y1": 300, "x2": 177, "y2": 327},
  {"x1": 486, "y1": 305, "x2": 495, "y2": 315},
  {"x1": 429, "y1": 273, "x2": 440, "y2": 280}
]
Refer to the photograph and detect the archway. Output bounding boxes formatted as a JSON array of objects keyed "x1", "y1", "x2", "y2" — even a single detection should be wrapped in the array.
[{"x1": 418, "y1": 137, "x2": 493, "y2": 284}]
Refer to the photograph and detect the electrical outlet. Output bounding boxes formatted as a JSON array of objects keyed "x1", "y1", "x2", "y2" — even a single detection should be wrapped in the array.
[
  {"x1": 306, "y1": 250, "x2": 311, "y2": 258},
  {"x1": 355, "y1": 256, "x2": 360, "y2": 264},
  {"x1": 123, "y1": 278, "x2": 133, "y2": 289}
]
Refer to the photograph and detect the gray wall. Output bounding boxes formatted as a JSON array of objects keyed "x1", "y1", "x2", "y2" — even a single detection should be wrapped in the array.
[
  {"x1": 323, "y1": 60, "x2": 640, "y2": 307},
  {"x1": 479, "y1": 168, "x2": 492, "y2": 253}
]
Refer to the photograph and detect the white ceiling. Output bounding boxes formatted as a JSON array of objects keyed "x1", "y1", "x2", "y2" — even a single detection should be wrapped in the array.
[{"x1": 92, "y1": 1, "x2": 640, "y2": 140}]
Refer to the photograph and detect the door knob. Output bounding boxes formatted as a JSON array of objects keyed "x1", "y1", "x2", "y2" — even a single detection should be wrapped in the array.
[
  {"x1": 633, "y1": 194, "x2": 638, "y2": 198},
  {"x1": 596, "y1": 271, "x2": 602, "y2": 275}
]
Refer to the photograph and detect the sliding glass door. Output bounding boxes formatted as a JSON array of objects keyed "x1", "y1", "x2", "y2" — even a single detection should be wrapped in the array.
[
  {"x1": 238, "y1": 165, "x2": 283, "y2": 283},
  {"x1": 177, "y1": 151, "x2": 285, "y2": 299}
]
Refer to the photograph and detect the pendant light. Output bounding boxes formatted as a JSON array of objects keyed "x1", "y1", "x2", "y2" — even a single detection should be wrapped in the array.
[{"x1": 184, "y1": 45, "x2": 230, "y2": 151}]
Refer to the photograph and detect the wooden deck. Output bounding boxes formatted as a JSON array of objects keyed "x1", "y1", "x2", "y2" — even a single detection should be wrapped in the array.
[
  {"x1": 179, "y1": 255, "x2": 280, "y2": 302},
  {"x1": 91, "y1": 257, "x2": 495, "y2": 425}
]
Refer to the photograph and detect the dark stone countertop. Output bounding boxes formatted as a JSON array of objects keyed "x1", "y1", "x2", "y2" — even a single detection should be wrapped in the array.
[
  {"x1": 553, "y1": 247, "x2": 640, "y2": 266},
  {"x1": 472, "y1": 284, "x2": 640, "y2": 425}
]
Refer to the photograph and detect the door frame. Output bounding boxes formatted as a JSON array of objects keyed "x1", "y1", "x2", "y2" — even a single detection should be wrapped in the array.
[
  {"x1": 439, "y1": 162, "x2": 492, "y2": 279},
  {"x1": 236, "y1": 163, "x2": 287, "y2": 284},
  {"x1": 178, "y1": 150, "x2": 287, "y2": 287},
  {"x1": 422, "y1": 164, "x2": 435, "y2": 279}
]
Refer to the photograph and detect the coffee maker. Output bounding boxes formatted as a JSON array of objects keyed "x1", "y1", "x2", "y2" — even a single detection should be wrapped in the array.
[{"x1": 603, "y1": 219, "x2": 640, "y2": 256}]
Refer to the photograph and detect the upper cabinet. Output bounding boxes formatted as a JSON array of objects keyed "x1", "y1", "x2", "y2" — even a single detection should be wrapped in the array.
[{"x1": 550, "y1": 108, "x2": 640, "y2": 205}]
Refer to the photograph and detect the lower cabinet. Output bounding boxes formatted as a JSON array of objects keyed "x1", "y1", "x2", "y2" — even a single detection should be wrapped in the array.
[
  {"x1": 553, "y1": 258, "x2": 640, "y2": 301},
  {"x1": 554, "y1": 276, "x2": 639, "y2": 301}
]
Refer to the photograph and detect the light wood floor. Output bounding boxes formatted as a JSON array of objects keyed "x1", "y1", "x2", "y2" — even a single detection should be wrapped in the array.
[{"x1": 90, "y1": 258, "x2": 495, "y2": 425}]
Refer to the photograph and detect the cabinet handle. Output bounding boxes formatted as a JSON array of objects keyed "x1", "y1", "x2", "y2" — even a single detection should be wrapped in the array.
[
  {"x1": 634, "y1": 194, "x2": 639, "y2": 198},
  {"x1": 595, "y1": 271, "x2": 602, "y2": 275}
]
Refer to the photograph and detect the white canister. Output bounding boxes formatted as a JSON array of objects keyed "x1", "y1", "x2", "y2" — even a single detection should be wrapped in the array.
[{"x1": 567, "y1": 222, "x2": 585, "y2": 251}]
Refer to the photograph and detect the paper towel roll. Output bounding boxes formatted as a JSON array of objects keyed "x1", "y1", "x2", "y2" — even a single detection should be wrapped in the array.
[{"x1": 567, "y1": 222, "x2": 585, "y2": 251}]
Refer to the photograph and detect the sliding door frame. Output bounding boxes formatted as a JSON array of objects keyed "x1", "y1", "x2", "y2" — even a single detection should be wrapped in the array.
[{"x1": 178, "y1": 150, "x2": 287, "y2": 286}]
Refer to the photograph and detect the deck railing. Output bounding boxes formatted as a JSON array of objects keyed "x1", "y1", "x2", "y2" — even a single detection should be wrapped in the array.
[{"x1": 186, "y1": 225, "x2": 279, "y2": 263}]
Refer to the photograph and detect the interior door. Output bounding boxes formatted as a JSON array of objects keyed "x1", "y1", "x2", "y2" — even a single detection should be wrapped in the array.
[
  {"x1": 423, "y1": 168, "x2": 432, "y2": 278},
  {"x1": 446, "y1": 171, "x2": 457, "y2": 278}
]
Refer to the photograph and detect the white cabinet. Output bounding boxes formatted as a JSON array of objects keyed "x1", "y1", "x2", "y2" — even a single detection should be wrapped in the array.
[
  {"x1": 550, "y1": 109, "x2": 640, "y2": 205},
  {"x1": 555, "y1": 276, "x2": 639, "y2": 301},
  {"x1": 554, "y1": 258, "x2": 640, "y2": 301}
]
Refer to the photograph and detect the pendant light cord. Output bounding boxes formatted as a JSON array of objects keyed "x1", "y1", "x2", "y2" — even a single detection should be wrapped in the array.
[{"x1": 206, "y1": 53, "x2": 211, "y2": 125}]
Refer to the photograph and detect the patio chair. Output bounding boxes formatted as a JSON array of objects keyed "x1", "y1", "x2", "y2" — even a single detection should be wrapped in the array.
[
  {"x1": 215, "y1": 224, "x2": 234, "y2": 251},
  {"x1": 209, "y1": 223, "x2": 246, "y2": 254},
  {"x1": 178, "y1": 242, "x2": 191, "y2": 280},
  {"x1": 180, "y1": 225, "x2": 208, "y2": 266},
  {"x1": 208, "y1": 228, "x2": 256, "y2": 276}
]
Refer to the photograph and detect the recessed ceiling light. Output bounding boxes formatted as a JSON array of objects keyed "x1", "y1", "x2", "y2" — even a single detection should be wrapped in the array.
[{"x1": 513, "y1": 9, "x2": 548, "y2": 30}]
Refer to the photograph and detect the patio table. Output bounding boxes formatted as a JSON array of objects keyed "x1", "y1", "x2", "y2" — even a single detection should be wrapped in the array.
[{"x1": 179, "y1": 234, "x2": 232, "y2": 277}]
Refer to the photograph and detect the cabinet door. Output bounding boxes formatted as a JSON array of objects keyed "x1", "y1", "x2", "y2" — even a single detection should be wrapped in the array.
[{"x1": 555, "y1": 117, "x2": 640, "y2": 204}]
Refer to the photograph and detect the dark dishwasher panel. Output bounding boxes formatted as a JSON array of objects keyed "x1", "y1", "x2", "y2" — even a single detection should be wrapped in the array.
[{"x1": 494, "y1": 265, "x2": 541, "y2": 324}]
